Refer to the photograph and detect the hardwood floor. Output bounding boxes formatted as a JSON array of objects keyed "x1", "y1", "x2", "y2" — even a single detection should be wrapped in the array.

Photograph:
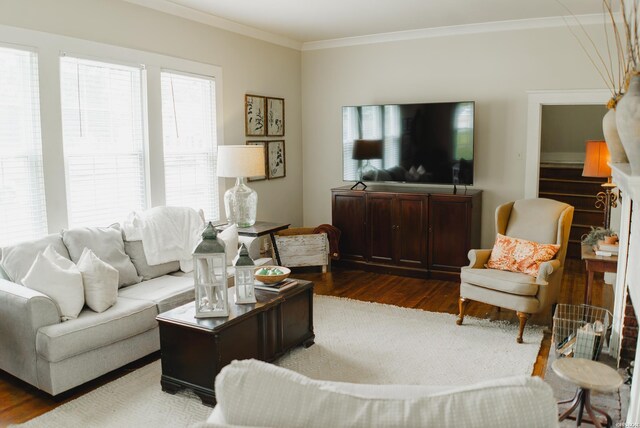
[{"x1": 0, "y1": 258, "x2": 613, "y2": 427}]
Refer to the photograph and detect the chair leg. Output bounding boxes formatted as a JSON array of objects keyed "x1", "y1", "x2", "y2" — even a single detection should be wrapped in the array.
[
  {"x1": 456, "y1": 297, "x2": 469, "y2": 325},
  {"x1": 516, "y1": 312, "x2": 530, "y2": 344}
]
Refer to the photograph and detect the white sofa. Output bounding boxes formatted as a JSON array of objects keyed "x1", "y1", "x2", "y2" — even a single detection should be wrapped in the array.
[
  {"x1": 198, "y1": 359, "x2": 559, "y2": 428},
  {"x1": 0, "y1": 225, "x2": 269, "y2": 396}
]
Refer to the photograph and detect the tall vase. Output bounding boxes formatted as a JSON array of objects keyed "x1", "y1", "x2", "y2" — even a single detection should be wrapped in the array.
[
  {"x1": 603, "y1": 108, "x2": 629, "y2": 164},
  {"x1": 616, "y1": 75, "x2": 640, "y2": 174}
]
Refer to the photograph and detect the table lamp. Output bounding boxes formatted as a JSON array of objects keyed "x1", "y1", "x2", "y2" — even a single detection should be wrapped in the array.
[
  {"x1": 351, "y1": 139, "x2": 383, "y2": 190},
  {"x1": 217, "y1": 145, "x2": 265, "y2": 227},
  {"x1": 582, "y1": 140, "x2": 618, "y2": 229}
]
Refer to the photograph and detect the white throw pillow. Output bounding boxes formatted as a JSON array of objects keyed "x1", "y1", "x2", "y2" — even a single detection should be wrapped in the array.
[
  {"x1": 22, "y1": 246, "x2": 84, "y2": 322},
  {"x1": 77, "y1": 248, "x2": 119, "y2": 313},
  {"x1": 218, "y1": 225, "x2": 239, "y2": 266}
]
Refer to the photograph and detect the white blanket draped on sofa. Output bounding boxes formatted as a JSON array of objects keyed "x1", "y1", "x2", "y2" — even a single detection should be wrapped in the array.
[{"x1": 122, "y1": 206, "x2": 204, "y2": 272}]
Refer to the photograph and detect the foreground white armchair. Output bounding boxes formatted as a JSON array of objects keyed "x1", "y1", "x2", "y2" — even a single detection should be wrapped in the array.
[{"x1": 195, "y1": 359, "x2": 559, "y2": 428}]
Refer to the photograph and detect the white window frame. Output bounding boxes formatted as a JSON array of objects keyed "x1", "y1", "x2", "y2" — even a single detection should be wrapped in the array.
[{"x1": 0, "y1": 24, "x2": 224, "y2": 232}]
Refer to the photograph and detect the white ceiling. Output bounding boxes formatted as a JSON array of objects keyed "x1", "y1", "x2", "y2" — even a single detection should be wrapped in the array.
[{"x1": 124, "y1": 0, "x2": 606, "y2": 48}]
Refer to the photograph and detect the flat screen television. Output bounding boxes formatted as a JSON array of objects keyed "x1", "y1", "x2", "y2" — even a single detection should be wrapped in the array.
[{"x1": 342, "y1": 102, "x2": 475, "y2": 186}]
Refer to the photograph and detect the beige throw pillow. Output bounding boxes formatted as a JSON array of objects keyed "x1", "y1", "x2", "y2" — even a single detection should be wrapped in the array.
[
  {"x1": 77, "y1": 248, "x2": 119, "y2": 313},
  {"x1": 22, "y1": 245, "x2": 84, "y2": 321}
]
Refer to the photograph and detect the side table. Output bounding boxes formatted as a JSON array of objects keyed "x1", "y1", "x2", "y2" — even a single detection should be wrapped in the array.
[
  {"x1": 552, "y1": 358, "x2": 623, "y2": 428},
  {"x1": 214, "y1": 221, "x2": 290, "y2": 265},
  {"x1": 581, "y1": 245, "x2": 617, "y2": 305}
]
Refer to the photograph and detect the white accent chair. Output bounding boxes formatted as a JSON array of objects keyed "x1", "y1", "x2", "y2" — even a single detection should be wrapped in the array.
[{"x1": 457, "y1": 198, "x2": 574, "y2": 343}]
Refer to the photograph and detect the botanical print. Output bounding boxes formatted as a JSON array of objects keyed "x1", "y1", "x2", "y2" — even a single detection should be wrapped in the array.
[
  {"x1": 246, "y1": 141, "x2": 267, "y2": 181},
  {"x1": 266, "y1": 97, "x2": 284, "y2": 136},
  {"x1": 267, "y1": 140, "x2": 286, "y2": 179},
  {"x1": 245, "y1": 95, "x2": 266, "y2": 136}
]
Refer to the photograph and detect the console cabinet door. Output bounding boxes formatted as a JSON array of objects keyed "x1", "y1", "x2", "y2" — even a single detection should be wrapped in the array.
[
  {"x1": 395, "y1": 194, "x2": 428, "y2": 269},
  {"x1": 367, "y1": 193, "x2": 395, "y2": 264},
  {"x1": 428, "y1": 195, "x2": 472, "y2": 271},
  {"x1": 332, "y1": 191, "x2": 367, "y2": 261}
]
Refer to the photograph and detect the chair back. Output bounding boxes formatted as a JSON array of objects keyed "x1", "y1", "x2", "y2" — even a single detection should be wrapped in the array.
[{"x1": 495, "y1": 198, "x2": 574, "y2": 266}]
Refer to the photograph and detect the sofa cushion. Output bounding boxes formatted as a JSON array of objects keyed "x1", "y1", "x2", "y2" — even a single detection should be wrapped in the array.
[
  {"x1": 124, "y1": 240, "x2": 180, "y2": 281},
  {"x1": 22, "y1": 246, "x2": 85, "y2": 321},
  {"x1": 36, "y1": 297, "x2": 157, "y2": 363},
  {"x1": 211, "y1": 359, "x2": 559, "y2": 428},
  {"x1": 117, "y1": 274, "x2": 195, "y2": 313},
  {"x1": 0, "y1": 233, "x2": 71, "y2": 285},
  {"x1": 77, "y1": 248, "x2": 119, "y2": 313},
  {"x1": 218, "y1": 224, "x2": 238, "y2": 266},
  {"x1": 62, "y1": 224, "x2": 141, "y2": 288},
  {"x1": 461, "y1": 267, "x2": 539, "y2": 296}
]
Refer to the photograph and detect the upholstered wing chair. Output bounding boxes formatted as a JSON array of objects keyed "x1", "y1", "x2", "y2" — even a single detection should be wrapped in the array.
[{"x1": 457, "y1": 198, "x2": 574, "y2": 343}]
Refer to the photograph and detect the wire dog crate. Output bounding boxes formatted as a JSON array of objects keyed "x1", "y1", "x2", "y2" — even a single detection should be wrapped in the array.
[{"x1": 553, "y1": 304, "x2": 612, "y2": 360}]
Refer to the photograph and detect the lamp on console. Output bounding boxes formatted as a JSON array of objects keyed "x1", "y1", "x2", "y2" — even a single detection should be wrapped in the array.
[
  {"x1": 217, "y1": 145, "x2": 265, "y2": 227},
  {"x1": 351, "y1": 139, "x2": 382, "y2": 190},
  {"x1": 582, "y1": 140, "x2": 618, "y2": 229}
]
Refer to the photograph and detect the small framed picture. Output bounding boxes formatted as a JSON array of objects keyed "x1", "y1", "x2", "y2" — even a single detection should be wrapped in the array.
[
  {"x1": 245, "y1": 94, "x2": 266, "y2": 136},
  {"x1": 267, "y1": 140, "x2": 286, "y2": 179},
  {"x1": 246, "y1": 141, "x2": 268, "y2": 182},
  {"x1": 266, "y1": 97, "x2": 285, "y2": 136}
]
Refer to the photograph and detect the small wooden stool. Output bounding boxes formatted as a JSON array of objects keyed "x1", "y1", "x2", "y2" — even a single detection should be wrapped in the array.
[{"x1": 552, "y1": 358, "x2": 623, "y2": 428}]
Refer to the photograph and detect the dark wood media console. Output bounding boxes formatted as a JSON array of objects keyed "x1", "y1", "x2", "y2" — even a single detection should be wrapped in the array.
[{"x1": 331, "y1": 185, "x2": 482, "y2": 280}]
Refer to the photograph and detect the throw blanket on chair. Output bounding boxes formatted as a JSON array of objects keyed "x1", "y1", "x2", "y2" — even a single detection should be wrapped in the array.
[{"x1": 122, "y1": 207, "x2": 204, "y2": 272}]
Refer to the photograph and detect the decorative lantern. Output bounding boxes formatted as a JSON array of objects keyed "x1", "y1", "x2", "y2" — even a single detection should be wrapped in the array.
[
  {"x1": 193, "y1": 222, "x2": 229, "y2": 318},
  {"x1": 233, "y1": 243, "x2": 256, "y2": 304}
]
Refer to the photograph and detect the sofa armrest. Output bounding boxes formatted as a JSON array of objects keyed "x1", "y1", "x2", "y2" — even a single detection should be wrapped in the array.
[
  {"x1": 467, "y1": 249, "x2": 492, "y2": 269},
  {"x1": 0, "y1": 278, "x2": 60, "y2": 387}
]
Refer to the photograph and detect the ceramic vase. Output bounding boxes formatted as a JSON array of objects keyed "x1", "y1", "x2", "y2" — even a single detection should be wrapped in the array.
[
  {"x1": 602, "y1": 108, "x2": 629, "y2": 164},
  {"x1": 616, "y1": 74, "x2": 640, "y2": 174}
]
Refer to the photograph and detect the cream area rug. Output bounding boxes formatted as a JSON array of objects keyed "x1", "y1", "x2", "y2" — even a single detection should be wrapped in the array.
[{"x1": 16, "y1": 295, "x2": 544, "y2": 428}]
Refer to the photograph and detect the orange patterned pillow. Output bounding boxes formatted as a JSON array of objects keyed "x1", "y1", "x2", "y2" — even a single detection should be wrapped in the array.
[{"x1": 486, "y1": 234, "x2": 560, "y2": 276}]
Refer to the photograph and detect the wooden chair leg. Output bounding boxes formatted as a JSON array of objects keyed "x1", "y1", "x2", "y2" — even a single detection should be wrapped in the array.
[
  {"x1": 456, "y1": 297, "x2": 469, "y2": 325},
  {"x1": 516, "y1": 312, "x2": 530, "y2": 343}
]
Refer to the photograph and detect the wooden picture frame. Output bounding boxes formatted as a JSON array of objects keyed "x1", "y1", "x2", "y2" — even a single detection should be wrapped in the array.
[
  {"x1": 267, "y1": 140, "x2": 286, "y2": 179},
  {"x1": 246, "y1": 141, "x2": 268, "y2": 181},
  {"x1": 245, "y1": 94, "x2": 266, "y2": 136},
  {"x1": 266, "y1": 97, "x2": 285, "y2": 136}
]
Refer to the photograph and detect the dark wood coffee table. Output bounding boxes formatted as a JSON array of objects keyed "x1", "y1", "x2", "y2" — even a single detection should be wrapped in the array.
[{"x1": 156, "y1": 280, "x2": 314, "y2": 406}]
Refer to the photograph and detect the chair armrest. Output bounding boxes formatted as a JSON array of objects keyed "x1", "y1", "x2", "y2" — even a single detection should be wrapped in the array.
[
  {"x1": 467, "y1": 249, "x2": 492, "y2": 268},
  {"x1": 536, "y1": 259, "x2": 560, "y2": 284},
  {"x1": 0, "y1": 278, "x2": 60, "y2": 386}
]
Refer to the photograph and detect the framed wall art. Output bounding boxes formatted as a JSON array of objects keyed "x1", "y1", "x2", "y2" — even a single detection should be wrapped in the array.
[
  {"x1": 245, "y1": 94, "x2": 266, "y2": 136},
  {"x1": 246, "y1": 141, "x2": 268, "y2": 181},
  {"x1": 266, "y1": 97, "x2": 285, "y2": 136},
  {"x1": 267, "y1": 140, "x2": 286, "y2": 179}
]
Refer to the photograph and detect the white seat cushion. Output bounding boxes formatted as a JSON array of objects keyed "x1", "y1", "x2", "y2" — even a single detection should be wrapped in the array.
[
  {"x1": 118, "y1": 274, "x2": 195, "y2": 313},
  {"x1": 36, "y1": 297, "x2": 157, "y2": 363},
  {"x1": 461, "y1": 267, "x2": 539, "y2": 296},
  {"x1": 211, "y1": 359, "x2": 559, "y2": 428}
]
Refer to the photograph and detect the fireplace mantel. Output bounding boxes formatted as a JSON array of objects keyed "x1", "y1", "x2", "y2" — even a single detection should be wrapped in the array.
[{"x1": 610, "y1": 163, "x2": 640, "y2": 423}]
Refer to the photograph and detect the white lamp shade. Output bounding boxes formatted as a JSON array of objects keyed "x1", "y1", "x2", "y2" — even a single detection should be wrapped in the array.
[{"x1": 217, "y1": 145, "x2": 265, "y2": 178}]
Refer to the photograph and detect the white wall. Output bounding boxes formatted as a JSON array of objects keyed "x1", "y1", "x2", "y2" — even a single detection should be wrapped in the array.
[
  {"x1": 301, "y1": 26, "x2": 611, "y2": 247},
  {"x1": 0, "y1": 0, "x2": 303, "y2": 228}
]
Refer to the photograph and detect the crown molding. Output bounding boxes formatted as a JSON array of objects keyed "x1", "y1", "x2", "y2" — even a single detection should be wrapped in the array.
[
  {"x1": 302, "y1": 14, "x2": 607, "y2": 51},
  {"x1": 121, "y1": 0, "x2": 302, "y2": 50}
]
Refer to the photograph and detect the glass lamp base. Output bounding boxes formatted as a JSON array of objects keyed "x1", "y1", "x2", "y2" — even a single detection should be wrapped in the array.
[{"x1": 224, "y1": 177, "x2": 257, "y2": 227}]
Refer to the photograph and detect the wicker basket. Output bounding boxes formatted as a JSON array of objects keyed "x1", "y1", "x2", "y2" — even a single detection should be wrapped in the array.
[{"x1": 552, "y1": 304, "x2": 612, "y2": 360}]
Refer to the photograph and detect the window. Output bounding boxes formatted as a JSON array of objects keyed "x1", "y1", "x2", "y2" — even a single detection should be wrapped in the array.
[
  {"x1": 0, "y1": 46, "x2": 47, "y2": 245},
  {"x1": 161, "y1": 71, "x2": 218, "y2": 219},
  {"x1": 60, "y1": 56, "x2": 147, "y2": 227}
]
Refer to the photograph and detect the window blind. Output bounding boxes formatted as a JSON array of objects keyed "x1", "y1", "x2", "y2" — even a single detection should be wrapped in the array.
[
  {"x1": 60, "y1": 56, "x2": 147, "y2": 227},
  {"x1": 161, "y1": 71, "x2": 218, "y2": 220},
  {"x1": 0, "y1": 46, "x2": 47, "y2": 245}
]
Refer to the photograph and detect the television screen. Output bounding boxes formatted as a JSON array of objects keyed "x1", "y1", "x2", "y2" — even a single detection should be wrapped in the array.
[{"x1": 342, "y1": 102, "x2": 474, "y2": 185}]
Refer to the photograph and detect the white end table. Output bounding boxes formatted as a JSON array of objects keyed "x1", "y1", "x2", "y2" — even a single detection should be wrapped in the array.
[{"x1": 552, "y1": 358, "x2": 623, "y2": 427}]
